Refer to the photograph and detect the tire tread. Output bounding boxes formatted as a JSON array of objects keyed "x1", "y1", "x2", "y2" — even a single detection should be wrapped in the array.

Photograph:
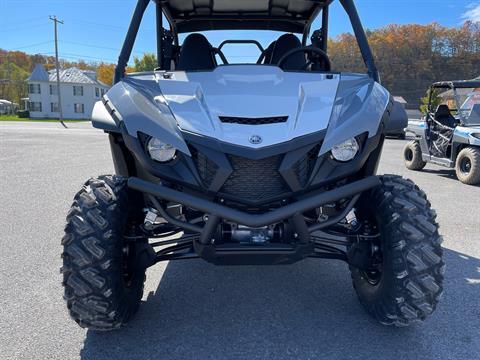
[
  {"x1": 351, "y1": 175, "x2": 444, "y2": 327},
  {"x1": 62, "y1": 175, "x2": 145, "y2": 331},
  {"x1": 404, "y1": 141, "x2": 426, "y2": 171},
  {"x1": 455, "y1": 146, "x2": 480, "y2": 185}
]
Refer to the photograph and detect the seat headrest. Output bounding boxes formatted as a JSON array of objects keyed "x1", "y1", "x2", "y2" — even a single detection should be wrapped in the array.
[
  {"x1": 270, "y1": 34, "x2": 305, "y2": 70},
  {"x1": 177, "y1": 33, "x2": 216, "y2": 71}
]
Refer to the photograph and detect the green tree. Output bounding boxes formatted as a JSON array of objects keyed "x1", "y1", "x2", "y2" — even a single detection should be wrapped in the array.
[
  {"x1": 420, "y1": 88, "x2": 442, "y2": 114},
  {"x1": 0, "y1": 62, "x2": 29, "y2": 104},
  {"x1": 133, "y1": 53, "x2": 157, "y2": 72}
]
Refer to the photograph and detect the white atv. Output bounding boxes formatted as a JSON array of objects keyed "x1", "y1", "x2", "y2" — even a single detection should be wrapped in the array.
[
  {"x1": 405, "y1": 80, "x2": 480, "y2": 185},
  {"x1": 62, "y1": 0, "x2": 444, "y2": 330}
]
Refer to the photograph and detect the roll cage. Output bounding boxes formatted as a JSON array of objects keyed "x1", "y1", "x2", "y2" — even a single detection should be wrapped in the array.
[
  {"x1": 427, "y1": 80, "x2": 480, "y2": 125},
  {"x1": 114, "y1": 0, "x2": 379, "y2": 84}
]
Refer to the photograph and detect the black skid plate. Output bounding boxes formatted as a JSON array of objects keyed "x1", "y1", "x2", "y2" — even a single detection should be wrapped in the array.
[{"x1": 194, "y1": 242, "x2": 315, "y2": 265}]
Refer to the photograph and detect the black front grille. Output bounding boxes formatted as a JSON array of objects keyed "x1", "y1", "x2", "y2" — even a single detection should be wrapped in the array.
[
  {"x1": 294, "y1": 145, "x2": 321, "y2": 187},
  {"x1": 221, "y1": 155, "x2": 288, "y2": 202},
  {"x1": 219, "y1": 116, "x2": 288, "y2": 125},
  {"x1": 191, "y1": 147, "x2": 219, "y2": 188}
]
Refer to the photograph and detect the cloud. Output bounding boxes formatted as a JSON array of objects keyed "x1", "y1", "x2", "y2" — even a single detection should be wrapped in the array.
[{"x1": 462, "y1": 3, "x2": 480, "y2": 22}]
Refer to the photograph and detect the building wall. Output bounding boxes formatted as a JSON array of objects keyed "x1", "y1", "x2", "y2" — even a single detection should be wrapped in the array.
[{"x1": 28, "y1": 81, "x2": 109, "y2": 119}]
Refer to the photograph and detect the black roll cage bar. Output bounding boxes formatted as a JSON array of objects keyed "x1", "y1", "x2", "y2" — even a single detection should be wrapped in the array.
[{"x1": 114, "y1": 0, "x2": 380, "y2": 84}]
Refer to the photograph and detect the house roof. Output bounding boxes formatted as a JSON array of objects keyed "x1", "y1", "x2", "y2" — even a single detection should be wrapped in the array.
[
  {"x1": 159, "y1": 0, "x2": 327, "y2": 33},
  {"x1": 0, "y1": 99, "x2": 18, "y2": 105},
  {"x1": 28, "y1": 64, "x2": 108, "y2": 87},
  {"x1": 27, "y1": 64, "x2": 50, "y2": 82}
]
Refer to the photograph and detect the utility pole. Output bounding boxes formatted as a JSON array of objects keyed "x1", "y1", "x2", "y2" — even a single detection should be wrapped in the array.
[{"x1": 49, "y1": 16, "x2": 67, "y2": 128}]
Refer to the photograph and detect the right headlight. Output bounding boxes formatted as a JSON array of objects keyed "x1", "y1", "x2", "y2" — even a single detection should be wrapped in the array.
[
  {"x1": 147, "y1": 137, "x2": 177, "y2": 163},
  {"x1": 331, "y1": 138, "x2": 359, "y2": 162}
]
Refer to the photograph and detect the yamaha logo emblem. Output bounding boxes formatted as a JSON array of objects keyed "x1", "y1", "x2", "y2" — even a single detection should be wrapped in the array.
[{"x1": 249, "y1": 135, "x2": 263, "y2": 144}]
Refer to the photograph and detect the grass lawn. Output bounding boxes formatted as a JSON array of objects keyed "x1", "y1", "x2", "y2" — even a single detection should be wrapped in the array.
[{"x1": 0, "y1": 115, "x2": 88, "y2": 122}]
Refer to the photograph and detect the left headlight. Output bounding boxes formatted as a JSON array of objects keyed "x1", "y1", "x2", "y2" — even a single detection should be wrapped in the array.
[
  {"x1": 147, "y1": 137, "x2": 177, "y2": 163},
  {"x1": 331, "y1": 138, "x2": 359, "y2": 162}
]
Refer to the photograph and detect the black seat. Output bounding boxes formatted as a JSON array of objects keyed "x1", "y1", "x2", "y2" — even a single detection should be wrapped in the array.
[
  {"x1": 261, "y1": 41, "x2": 276, "y2": 64},
  {"x1": 269, "y1": 34, "x2": 306, "y2": 71},
  {"x1": 434, "y1": 105, "x2": 456, "y2": 128},
  {"x1": 177, "y1": 34, "x2": 216, "y2": 71}
]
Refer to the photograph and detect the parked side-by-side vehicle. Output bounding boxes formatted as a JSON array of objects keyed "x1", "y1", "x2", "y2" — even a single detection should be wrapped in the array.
[
  {"x1": 405, "y1": 80, "x2": 480, "y2": 185},
  {"x1": 61, "y1": 0, "x2": 444, "y2": 330}
]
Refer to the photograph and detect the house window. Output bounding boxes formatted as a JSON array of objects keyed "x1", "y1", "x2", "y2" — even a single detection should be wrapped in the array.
[
  {"x1": 50, "y1": 84, "x2": 58, "y2": 95},
  {"x1": 29, "y1": 84, "x2": 41, "y2": 94},
  {"x1": 95, "y1": 87, "x2": 100, "y2": 97},
  {"x1": 51, "y1": 102, "x2": 59, "y2": 113},
  {"x1": 74, "y1": 103, "x2": 85, "y2": 114},
  {"x1": 29, "y1": 102, "x2": 42, "y2": 112},
  {"x1": 101, "y1": 88, "x2": 105, "y2": 96},
  {"x1": 73, "y1": 86, "x2": 84, "y2": 96}
]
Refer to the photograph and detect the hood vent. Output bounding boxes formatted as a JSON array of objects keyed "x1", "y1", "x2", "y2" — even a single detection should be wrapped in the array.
[{"x1": 219, "y1": 116, "x2": 288, "y2": 125}]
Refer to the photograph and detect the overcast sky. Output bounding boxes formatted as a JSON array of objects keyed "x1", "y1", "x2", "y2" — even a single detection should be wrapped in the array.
[{"x1": 2, "y1": 0, "x2": 480, "y2": 64}]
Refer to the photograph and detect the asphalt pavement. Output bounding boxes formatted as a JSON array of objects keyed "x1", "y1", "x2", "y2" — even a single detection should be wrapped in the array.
[{"x1": 0, "y1": 121, "x2": 479, "y2": 360}]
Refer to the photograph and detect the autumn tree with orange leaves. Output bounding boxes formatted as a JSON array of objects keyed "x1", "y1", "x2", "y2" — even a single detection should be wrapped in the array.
[{"x1": 329, "y1": 22, "x2": 480, "y2": 107}]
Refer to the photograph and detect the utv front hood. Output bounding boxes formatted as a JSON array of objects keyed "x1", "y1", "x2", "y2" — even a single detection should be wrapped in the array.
[
  {"x1": 156, "y1": 66, "x2": 340, "y2": 148},
  {"x1": 97, "y1": 66, "x2": 390, "y2": 156}
]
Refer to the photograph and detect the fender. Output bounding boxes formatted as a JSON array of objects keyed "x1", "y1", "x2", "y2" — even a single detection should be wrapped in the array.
[{"x1": 91, "y1": 100, "x2": 121, "y2": 133}]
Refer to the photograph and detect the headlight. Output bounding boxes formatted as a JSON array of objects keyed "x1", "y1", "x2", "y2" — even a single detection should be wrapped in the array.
[
  {"x1": 331, "y1": 138, "x2": 359, "y2": 162},
  {"x1": 147, "y1": 137, "x2": 177, "y2": 163}
]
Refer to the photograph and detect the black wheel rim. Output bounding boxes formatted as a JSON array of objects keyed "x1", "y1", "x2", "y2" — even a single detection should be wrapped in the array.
[
  {"x1": 405, "y1": 148, "x2": 413, "y2": 162},
  {"x1": 460, "y1": 157, "x2": 472, "y2": 174},
  {"x1": 361, "y1": 267, "x2": 383, "y2": 285}
]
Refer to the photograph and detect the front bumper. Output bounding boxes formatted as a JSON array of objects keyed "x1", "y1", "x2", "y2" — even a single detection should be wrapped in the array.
[
  {"x1": 129, "y1": 176, "x2": 379, "y2": 229},
  {"x1": 128, "y1": 176, "x2": 380, "y2": 264}
]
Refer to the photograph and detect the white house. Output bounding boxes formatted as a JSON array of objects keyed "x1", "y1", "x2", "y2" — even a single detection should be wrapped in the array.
[{"x1": 26, "y1": 64, "x2": 110, "y2": 119}]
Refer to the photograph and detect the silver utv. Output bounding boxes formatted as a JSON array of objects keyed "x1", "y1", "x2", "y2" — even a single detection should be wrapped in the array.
[
  {"x1": 405, "y1": 80, "x2": 480, "y2": 185},
  {"x1": 62, "y1": 0, "x2": 444, "y2": 330}
]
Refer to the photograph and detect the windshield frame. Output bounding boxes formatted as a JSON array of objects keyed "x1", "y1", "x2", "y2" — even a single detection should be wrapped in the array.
[
  {"x1": 459, "y1": 90, "x2": 480, "y2": 126},
  {"x1": 429, "y1": 83, "x2": 480, "y2": 126}
]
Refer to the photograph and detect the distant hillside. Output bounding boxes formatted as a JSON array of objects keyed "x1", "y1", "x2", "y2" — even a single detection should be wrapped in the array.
[{"x1": 329, "y1": 22, "x2": 480, "y2": 108}]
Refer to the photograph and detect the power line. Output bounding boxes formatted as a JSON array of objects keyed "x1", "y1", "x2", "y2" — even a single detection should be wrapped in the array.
[
  {"x1": 15, "y1": 41, "x2": 54, "y2": 50},
  {"x1": 37, "y1": 52, "x2": 117, "y2": 64},
  {"x1": 3, "y1": 22, "x2": 51, "y2": 32},
  {"x1": 65, "y1": 18, "x2": 155, "y2": 33},
  {"x1": 59, "y1": 40, "x2": 148, "y2": 55},
  {"x1": 1, "y1": 16, "x2": 47, "y2": 26},
  {"x1": 56, "y1": 52, "x2": 117, "y2": 63}
]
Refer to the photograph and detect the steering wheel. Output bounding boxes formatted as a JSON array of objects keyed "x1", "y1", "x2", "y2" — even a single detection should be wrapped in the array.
[{"x1": 277, "y1": 46, "x2": 331, "y2": 72}]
